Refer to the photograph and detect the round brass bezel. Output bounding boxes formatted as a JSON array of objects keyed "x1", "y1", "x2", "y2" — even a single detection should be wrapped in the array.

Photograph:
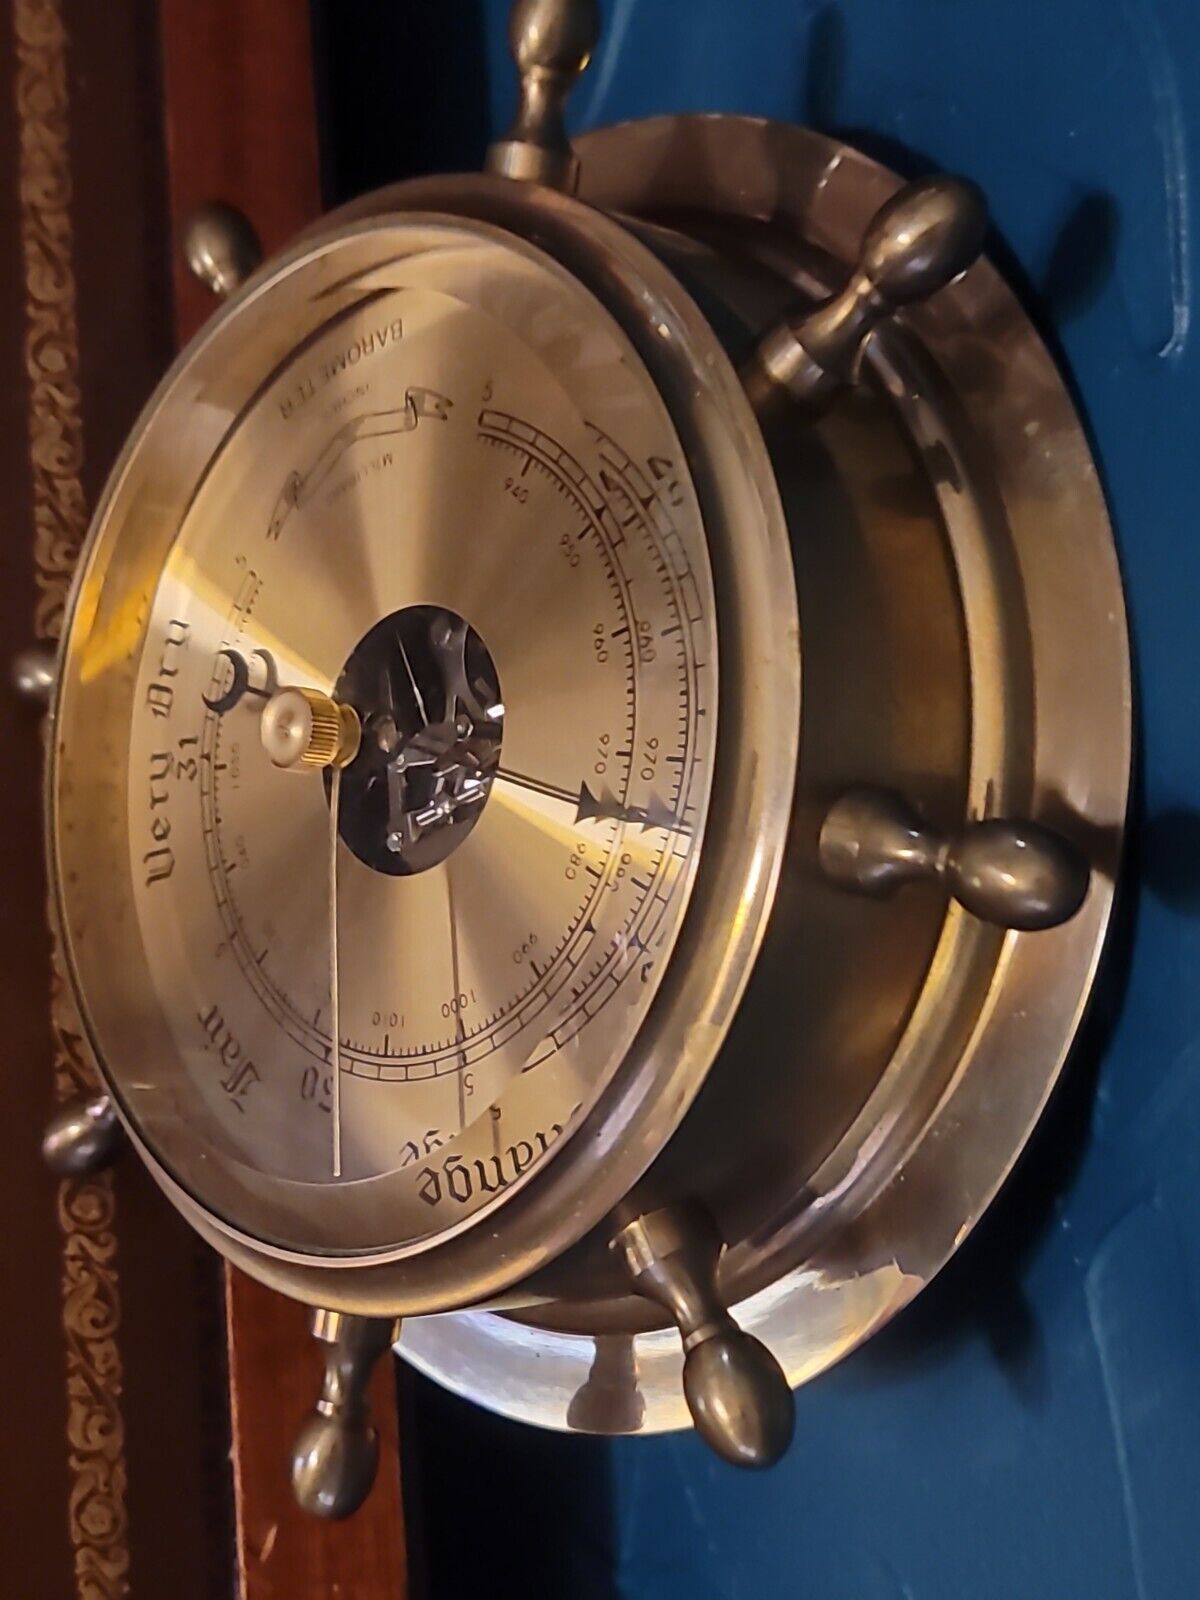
[{"x1": 48, "y1": 185, "x2": 799, "y2": 1311}]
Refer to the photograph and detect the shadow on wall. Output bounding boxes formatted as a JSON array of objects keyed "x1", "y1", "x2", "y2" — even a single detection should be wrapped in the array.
[
  {"x1": 312, "y1": 0, "x2": 493, "y2": 201},
  {"x1": 400, "y1": 1366, "x2": 620, "y2": 1600}
]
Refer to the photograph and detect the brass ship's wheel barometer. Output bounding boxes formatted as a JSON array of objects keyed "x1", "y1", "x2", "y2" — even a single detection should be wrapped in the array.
[{"x1": 38, "y1": 0, "x2": 1129, "y2": 1514}]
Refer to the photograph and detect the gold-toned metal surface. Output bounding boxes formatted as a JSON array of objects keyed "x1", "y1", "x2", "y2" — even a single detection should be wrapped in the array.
[{"x1": 260, "y1": 686, "x2": 361, "y2": 772}]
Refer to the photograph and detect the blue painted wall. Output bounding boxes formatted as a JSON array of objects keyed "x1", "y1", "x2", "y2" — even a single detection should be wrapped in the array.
[{"x1": 391, "y1": 2, "x2": 1200, "y2": 1594}]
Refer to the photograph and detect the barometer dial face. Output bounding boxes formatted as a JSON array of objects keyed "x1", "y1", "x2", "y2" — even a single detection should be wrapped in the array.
[{"x1": 96, "y1": 222, "x2": 718, "y2": 1255}]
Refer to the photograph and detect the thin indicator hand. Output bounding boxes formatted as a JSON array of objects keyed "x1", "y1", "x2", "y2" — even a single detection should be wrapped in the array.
[
  {"x1": 446, "y1": 865, "x2": 469, "y2": 1133},
  {"x1": 329, "y1": 767, "x2": 343, "y2": 1178},
  {"x1": 396, "y1": 630, "x2": 429, "y2": 727},
  {"x1": 384, "y1": 633, "x2": 430, "y2": 855},
  {"x1": 254, "y1": 681, "x2": 361, "y2": 1177}
]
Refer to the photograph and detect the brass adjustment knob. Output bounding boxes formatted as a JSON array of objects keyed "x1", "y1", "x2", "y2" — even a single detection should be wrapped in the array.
[
  {"x1": 819, "y1": 786, "x2": 1091, "y2": 931},
  {"x1": 615, "y1": 1204, "x2": 794, "y2": 1469},
  {"x1": 485, "y1": 0, "x2": 600, "y2": 191},
  {"x1": 42, "y1": 1094, "x2": 122, "y2": 1177},
  {"x1": 260, "y1": 687, "x2": 361, "y2": 772},
  {"x1": 290, "y1": 1310, "x2": 398, "y2": 1520},
  {"x1": 743, "y1": 174, "x2": 988, "y2": 413}
]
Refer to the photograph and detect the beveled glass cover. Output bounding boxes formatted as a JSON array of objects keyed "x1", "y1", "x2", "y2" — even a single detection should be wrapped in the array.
[{"x1": 52, "y1": 217, "x2": 717, "y2": 1256}]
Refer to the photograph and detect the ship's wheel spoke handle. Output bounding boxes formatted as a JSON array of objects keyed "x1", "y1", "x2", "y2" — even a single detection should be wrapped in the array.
[
  {"x1": 743, "y1": 175, "x2": 988, "y2": 414},
  {"x1": 290, "y1": 1310, "x2": 398, "y2": 1520},
  {"x1": 42, "y1": 1093, "x2": 123, "y2": 1176},
  {"x1": 819, "y1": 786, "x2": 1091, "y2": 931},
  {"x1": 486, "y1": 0, "x2": 600, "y2": 191},
  {"x1": 615, "y1": 1204, "x2": 794, "y2": 1469}
]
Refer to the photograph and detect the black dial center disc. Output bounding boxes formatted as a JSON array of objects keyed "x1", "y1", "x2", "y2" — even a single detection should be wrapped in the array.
[{"x1": 328, "y1": 605, "x2": 503, "y2": 876}]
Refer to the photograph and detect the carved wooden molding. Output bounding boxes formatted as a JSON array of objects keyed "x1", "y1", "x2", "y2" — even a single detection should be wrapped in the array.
[{"x1": 13, "y1": 1, "x2": 131, "y2": 1594}]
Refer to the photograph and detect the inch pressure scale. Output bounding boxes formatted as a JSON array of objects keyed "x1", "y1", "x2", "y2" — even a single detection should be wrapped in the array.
[{"x1": 36, "y1": 0, "x2": 1129, "y2": 1517}]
